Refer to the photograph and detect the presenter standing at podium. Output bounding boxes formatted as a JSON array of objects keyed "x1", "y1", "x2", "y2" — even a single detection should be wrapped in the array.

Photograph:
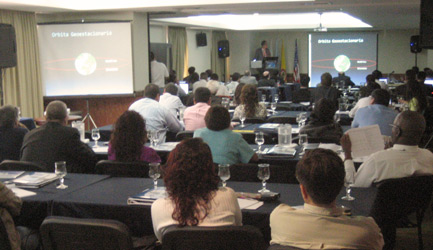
[{"x1": 254, "y1": 40, "x2": 271, "y2": 60}]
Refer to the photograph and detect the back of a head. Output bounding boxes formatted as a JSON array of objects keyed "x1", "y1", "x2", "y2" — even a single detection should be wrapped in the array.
[
  {"x1": 200, "y1": 72, "x2": 208, "y2": 80},
  {"x1": 312, "y1": 98, "x2": 337, "y2": 123},
  {"x1": 418, "y1": 71, "x2": 426, "y2": 81},
  {"x1": 394, "y1": 111, "x2": 426, "y2": 144},
  {"x1": 320, "y1": 73, "x2": 332, "y2": 87},
  {"x1": 150, "y1": 52, "x2": 155, "y2": 61},
  {"x1": 372, "y1": 70, "x2": 382, "y2": 80},
  {"x1": 261, "y1": 40, "x2": 267, "y2": 47},
  {"x1": 412, "y1": 66, "x2": 419, "y2": 75},
  {"x1": 144, "y1": 83, "x2": 160, "y2": 99},
  {"x1": 300, "y1": 75, "x2": 310, "y2": 87},
  {"x1": 46, "y1": 101, "x2": 67, "y2": 121},
  {"x1": 232, "y1": 72, "x2": 240, "y2": 82},
  {"x1": 210, "y1": 73, "x2": 219, "y2": 81},
  {"x1": 165, "y1": 83, "x2": 178, "y2": 95},
  {"x1": 190, "y1": 72, "x2": 200, "y2": 83},
  {"x1": 234, "y1": 83, "x2": 246, "y2": 105},
  {"x1": 296, "y1": 148, "x2": 345, "y2": 205},
  {"x1": 188, "y1": 67, "x2": 196, "y2": 75},
  {"x1": 371, "y1": 89, "x2": 390, "y2": 106},
  {"x1": 406, "y1": 69, "x2": 417, "y2": 81},
  {"x1": 366, "y1": 74, "x2": 375, "y2": 84},
  {"x1": 244, "y1": 70, "x2": 251, "y2": 77},
  {"x1": 365, "y1": 81, "x2": 381, "y2": 96},
  {"x1": 205, "y1": 106, "x2": 231, "y2": 131},
  {"x1": 168, "y1": 70, "x2": 177, "y2": 83},
  {"x1": 0, "y1": 105, "x2": 18, "y2": 128},
  {"x1": 206, "y1": 69, "x2": 213, "y2": 77},
  {"x1": 194, "y1": 87, "x2": 211, "y2": 103}
]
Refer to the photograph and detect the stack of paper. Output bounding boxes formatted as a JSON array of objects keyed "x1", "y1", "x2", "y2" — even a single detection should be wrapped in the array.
[
  {"x1": 13, "y1": 172, "x2": 60, "y2": 189},
  {"x1": 346, "y1": 125, "x2": 384, "y2": 158},
  {"x1": 127, "y1": 187, "x2": 167, "y2": 206},
  {"x1": 0, "y1": 171, "x2": 25, "y2": 180},
  {"x1": 237, "y1": 198, "x2": 263, "y2": 210}
]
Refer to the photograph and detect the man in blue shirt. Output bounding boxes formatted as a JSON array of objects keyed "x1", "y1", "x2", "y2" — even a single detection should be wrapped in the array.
[{"x1": 352, "y1": 89, "x2": 398, "y2": 136}]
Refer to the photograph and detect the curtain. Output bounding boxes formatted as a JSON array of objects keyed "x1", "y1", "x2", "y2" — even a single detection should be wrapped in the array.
[
  {"x1": 0, "y1": 10, "x2": 43, "y2": 118},
  {"x1": 211, "y1": 31, "x2": 227, "y2": 82},
  {"x1": 168, "y1": 27, "x2": 187, "y2": 81}
]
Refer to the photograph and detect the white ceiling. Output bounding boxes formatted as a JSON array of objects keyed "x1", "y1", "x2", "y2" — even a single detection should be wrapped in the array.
[{"x1": 0, "y1": 0, "x2": 421, "y2": 30}]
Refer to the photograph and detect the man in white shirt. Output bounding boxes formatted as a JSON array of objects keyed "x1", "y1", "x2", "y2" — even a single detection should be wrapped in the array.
[
  {"x1": 192, "y1": 72, "x2": 208, "y2": 93},
  {"x1": 225, "y1": 72, "x2": 240, "y2": 95},
  {"x1": 159, "y1": 83, "x2": 185, "y2": 117},
  {"x1": 150, "y1": 52, "x2": 169, "y2": 89},
  {"x1": 129, "y1": 83, "x2": 184, "y2": 143},
  {"x1": 342, "y1": 110, "x2": 433, "y2": 188},
  {"x1": 239, "y1": 70, "x2": 257, "y2": 85},
  {"x1": 349, "y1": 75, "x2": 381, "y2": 118},
  {"x1": 207, "y1": 73, "x2": 229, "y2": 96},
  {"x1": 270, "y1": 149, "x2": 384, "y2": 250}
]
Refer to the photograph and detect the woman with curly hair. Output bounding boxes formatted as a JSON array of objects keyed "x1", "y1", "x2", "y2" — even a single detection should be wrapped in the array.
[
  {"x1": 232, "y1": 84, "x2": 267, "y2": 120},
  {"x1": 108, "y1": 110, "x2": 160, "y2": 163},
  {"x1": 151, "y1": 138, "x2": 242, "y2": 242}
]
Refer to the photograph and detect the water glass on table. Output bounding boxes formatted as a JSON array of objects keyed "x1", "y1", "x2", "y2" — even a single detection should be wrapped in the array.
[
  {"x1": 255, "y1": 131, "x2": 265, "y2": 154},
  {"x1": 257, "y1": 163, "x2": 270, "y2": 193},
  {"x1": 271, "y1": 102, "x2": 277, "y2": 113},
  {"x1": 239, "y1": 114, "x2": 246, "y2": 127},
  {"x1": 261, "y1": 94, "x2": 266, "y2": 103},
  {"x1": 274, "y1": 94, "x2": 279, "y2": 103},
  {"x1": 342, "y1": 170, "x2": 355, "y2": 201},
  {"x1": 298, "y1": 134, "x2": 308, "y2": 156},
  {"x1": 91, "y1": 128, "x2": 100, "y2": 148},
  {"x1": 149, "y1": 163, "x2": 161, "y2": 190},
  {"x1": 218, "y1": 164, "x2": 230, "y2": 187},
  {"x1": 55, "y1": 161, "x2": 68, "y2": 189}
]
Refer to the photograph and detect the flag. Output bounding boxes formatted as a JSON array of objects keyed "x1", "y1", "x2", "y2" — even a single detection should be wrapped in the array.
[
  {"x1": 280, "y1": 42, "x2": 286, "y2": 73},
  {"x1": 293, "y1": 39, "x2": 300, "y2": 83}
]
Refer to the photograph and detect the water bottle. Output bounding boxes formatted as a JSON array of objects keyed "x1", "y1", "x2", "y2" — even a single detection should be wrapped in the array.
[{"x1": 278, "y1": 124, "x2": 292, "y2": 147}]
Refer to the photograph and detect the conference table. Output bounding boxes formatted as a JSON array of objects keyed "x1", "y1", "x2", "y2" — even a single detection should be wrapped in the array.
[{"x1": 16, "y1": 173, "x2": 377, "y2": 244}]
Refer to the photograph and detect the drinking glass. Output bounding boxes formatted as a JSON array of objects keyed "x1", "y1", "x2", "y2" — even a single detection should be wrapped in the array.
[
  {"x1": 300, "y1": 112, "x2": 308, "y2": 127},
  {"x1": 149, "y1": 163, "x2": 161, "y2": 189},
  {"x1": 55, "y1": 161, "x2": 68, "y2": 189},
  {"x1": 91, "y1": 128, "x2": 100, "y2": 148},
  {"x1": 271, "y1": 102, "x2": 277, "y2": 114},
  {"x1": 147, "y1": 130, "x2": 154, "y2": 147},
  {"x1": 255, "y1": 131, "x2": 265, "y2": 154},
  {"x1": 296, "y1": 114, "x2": 302, "y2": 128},
  {"x1": 151, "y1": 130, "x2": 160, "y2": 147},
  {"x1": 298, "y1": 134, "x2": 308, "y2": 156},
  {"x1": 218, "y1": 164, "x2": 230, "y2": 187},
  {"x1": 261, "y1": 94, "x2": 266, "y2": 103},
  {"x1": 257, "y1": 164, "x2": 270, "y2": 193},
  {"x1": 274, "y1": 94, "x2": 279, "y2": 103},
  {"x1": 342, "y1": 170, "x2": 355, "y2": 201},
  {"x1": 240, "y1": 113, "x2": 246, "y2": 127}
]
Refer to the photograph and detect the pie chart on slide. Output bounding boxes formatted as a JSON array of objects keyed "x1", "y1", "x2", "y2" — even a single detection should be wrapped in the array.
[
  {"x1": 333, "y1": 55, "x2": 351, "y2": 72},
  {"x1": 75, "y1": 53, "x2": 97, "y2": 76}
]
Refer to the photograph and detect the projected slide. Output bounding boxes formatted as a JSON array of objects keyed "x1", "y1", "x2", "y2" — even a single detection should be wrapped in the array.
[
  {"x1": 38, "y1": 22, "x2": 133, "y2": 96},
  {"x1": 308, "y1": 33, "x2": 378, "y2": 87}
]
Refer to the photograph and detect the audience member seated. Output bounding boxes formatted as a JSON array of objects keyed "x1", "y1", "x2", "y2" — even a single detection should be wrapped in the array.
[
  {"x1": 226, "y1": 72, "x2": 240, "y2": 95},
  {"x1": 399, "y1": 79, "x2": 428, "y2": 113},
  {"x1": 233, "y1": 83, "x2": 246, "y2": 106},
  {"x1": 232, "y1": 84, "x2": 267, "y2": 120},
  {"x1": 167, "y1": 70, "x2": 187, "y2": 100},
  {"x1": 239, "y1": 70, "x2": 257, "y2": 85},
  {"x1": 183, "y1": 87, "x2": 211, "y2": 131},
  {"x1": 108, "y1": 111, "x2": 160, "y2": 163},
  {"x1": 352, "y1": 89, "x2": 397, "y2": 136},
  {"x1": 332, "y1": 71, "x2": 355, "y2": 88},
  {"x1": 0, "y1": 105, "x2": 28, "y2": 162},
  {"x1": 192, "y1": 72, "x2": 208, "y2": 93},
  {"x1": 258, "y1": 71, "x2": 276, "y2": 88},
  {"x1": 311, "y1": 72, "x2": 340, "y2": 108},
  {"x1": 207, "y1": 73, "x2": 229, "y2": 97},
  {"x1": 183, "y1": 66, "x2": 196, "y2": 85},
  {"x1": 342, "y1": 111, "x2": 433, "y2": 187},
  {"x1": 129, "y1": 83, "x2": 184, "y2": 143},
  {"x1": 395, "y1": 69, "x2": 417, "y2": 96},
  {"x1": 194, "y1": 106, "x2": 258, "y2": 165},
  {"x1": 372, "y1": 69, "x2": 388, "y2": 91},
  {"x1": 159, "y1": 83, "x2": 185, "y2": 117},
  {"x1": 1, "y1": 181, "x2": 22, "y2": 250},
  {"x1": 270, "y1": 149, "x2": 384, "y2": 250},
  {"x1": 292, "y1": 75, "x2": 311, "y2": 103},
  {"x1": 299, "y1": 98, "x2": 343, "y2": 144},
  {"x1": 21, "y1": 101, "x2": 97, "y2": 173},
  {"x1": 151, "y1": 138, "x2": 242, "y2": 242},
  {"x1": 349, "y1": 75, "x2": 381, "y2": 118}
]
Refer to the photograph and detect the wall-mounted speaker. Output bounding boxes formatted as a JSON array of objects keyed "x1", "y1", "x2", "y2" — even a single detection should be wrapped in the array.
[
  {"x1": 217, "y1": 40, "x2": 230, "y2": 58},
  {"x1": 420, "y1": 0, "x2": 433, "y2": 49},
  {"x1": 410, "y1": 35, "x2": 422, "y2": 53},
  {"x1": 196, "y1": 33, "x2": 207, "y2": 47},
  {"x1": 0, "y1": 24, "x2": 17, "y2": 68}
]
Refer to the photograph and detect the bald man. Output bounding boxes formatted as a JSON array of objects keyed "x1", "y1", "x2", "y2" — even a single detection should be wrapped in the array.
[{"x1": 341, "y1": 111, "x2": 433, "y2": 188}]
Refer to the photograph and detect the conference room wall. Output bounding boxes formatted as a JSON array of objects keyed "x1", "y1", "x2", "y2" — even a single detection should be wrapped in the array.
[
  {"x1": 227, "y1": 29, "x2": 429, "y2": 77},
  {"x1": 186, "y1": 29, "x2": 212, "y2": 75}
]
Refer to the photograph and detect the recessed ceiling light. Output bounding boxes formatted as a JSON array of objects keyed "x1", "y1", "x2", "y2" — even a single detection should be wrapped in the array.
[{"x1": 153, "y1": 12, "x2": 372, "y2": 30}]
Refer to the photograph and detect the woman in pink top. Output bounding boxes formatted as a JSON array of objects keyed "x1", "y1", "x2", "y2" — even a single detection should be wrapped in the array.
[{"x1": 108, "y1": 111, "x2": 160, "y2": 163}]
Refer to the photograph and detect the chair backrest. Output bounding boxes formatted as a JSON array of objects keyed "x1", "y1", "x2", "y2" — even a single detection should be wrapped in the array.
[
  {"x1": 266, "y1": 116, "x2": 297, "y2": 124},
  {"x1": 161, "y1": 225, "x2": 266, "y2": 250},
  {"x1": 95, "y1": 160, "x2": 149, "y2": 178},
  {"x1": 370, "y1": 175, "x2": 433, "y2": 224},
  {"x1": 0, "y1": 160, "x2": 45, "y2": 172},
  {"x1": 175, "y1": 131, "x2": 194, "y2": 141},
  {"x1": 40, "y1": 216, "x2": 133, "y2": 250},
  {"x1": 0, "y1": 215, "x2": 12, "y2": 250}
]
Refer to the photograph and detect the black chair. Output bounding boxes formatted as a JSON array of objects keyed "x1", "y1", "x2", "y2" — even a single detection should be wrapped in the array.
[
  {"x1": 40, "y1": 216, "x2": 133, "y2": 250},
  {"x1": 95, "y1": 160, "x2": 150, "y2": 178},
  {"x1": 369, "y1": 175, "x2": 433, "y2": 250},
  {"x1": 0, "y1": 160, "x2": 45, "y2": 172},
  {"x1": 161, "y1": 225, "x2": 266, "y2": 250},
  {"x1": 0, "y1": 217, "x2": 11, "y2": 250},
  {"x1": 267, "y1": 116, "x2": 297, "y2": 124},
  {"x1": 175, "y1": 131, "x2": 194, "y2": 141}
]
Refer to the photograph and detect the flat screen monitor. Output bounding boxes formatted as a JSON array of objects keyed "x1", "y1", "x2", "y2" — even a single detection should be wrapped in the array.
[
  {"x1": 379, "y1": 78, "x2": 388, "y2": 84},
  {"x1": 179, "y1": 81, "x2": 189, "y2": 94},
  {"x1": 424, "y1": 79, "x2": 433, "y2": 86}
]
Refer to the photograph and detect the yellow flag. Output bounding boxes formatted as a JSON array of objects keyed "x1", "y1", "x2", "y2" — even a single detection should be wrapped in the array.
[{"x1": 280, "y1": 43, "x2": 286, "y2": 72}]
